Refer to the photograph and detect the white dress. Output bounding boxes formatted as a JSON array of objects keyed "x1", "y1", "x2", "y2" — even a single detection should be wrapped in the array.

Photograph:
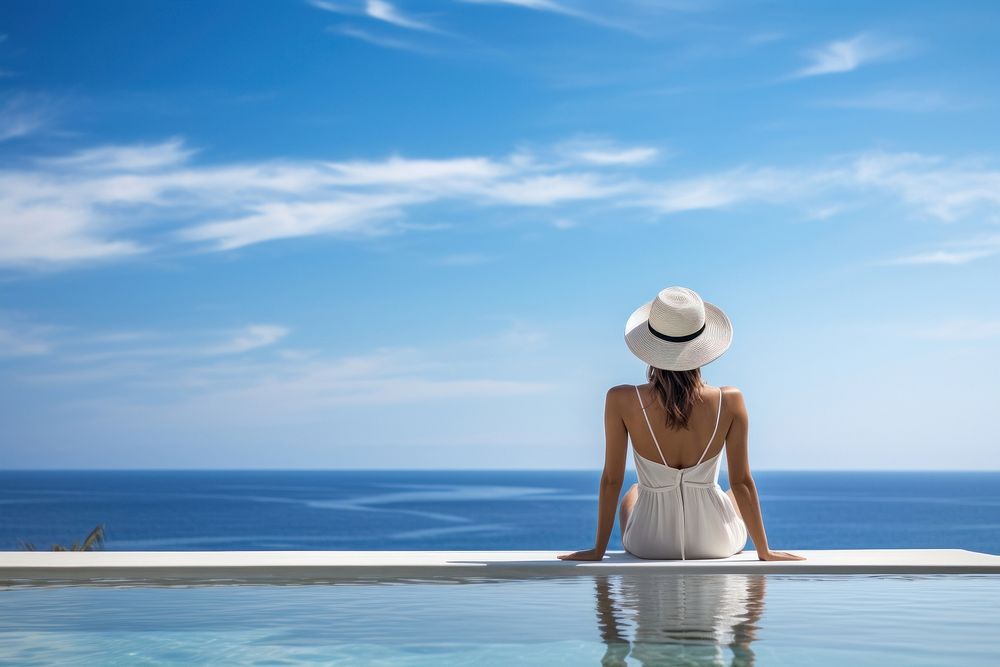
[{"x1": 622, "y1": 385, "x2": 748, "y2": 560}]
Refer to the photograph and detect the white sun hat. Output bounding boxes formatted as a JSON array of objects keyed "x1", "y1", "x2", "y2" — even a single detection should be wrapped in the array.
[{"x1": 624, "y1": 286, "x2": 733, "y2": 371}]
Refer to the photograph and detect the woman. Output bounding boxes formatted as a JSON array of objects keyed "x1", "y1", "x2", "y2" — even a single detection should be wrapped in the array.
[{"x1": 559, "y1": 286, "x2": 802, "y2": 562}]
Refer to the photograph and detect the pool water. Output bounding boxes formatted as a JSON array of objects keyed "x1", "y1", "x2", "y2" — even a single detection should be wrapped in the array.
[{"x1": 1, "y1": 574, "x2": 998, "y2": 665}]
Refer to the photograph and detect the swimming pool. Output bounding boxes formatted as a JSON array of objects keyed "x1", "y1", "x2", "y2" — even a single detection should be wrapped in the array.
[{"x1": 1, "y1": 574, "x2": 998, "y2": 665}]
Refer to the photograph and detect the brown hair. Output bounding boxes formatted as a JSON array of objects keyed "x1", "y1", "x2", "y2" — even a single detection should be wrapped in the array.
[{"x1": 647, "y1": 366, "x2": 704, "y2": 429}]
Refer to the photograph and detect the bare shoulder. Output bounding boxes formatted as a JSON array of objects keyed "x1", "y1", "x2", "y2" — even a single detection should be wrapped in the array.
[
  {"x1": 606, "y1": 384, "x2": 637, "y2": 408},
  {"x1": 718, "y1": 385, "x2": 747, "y2": 415},
  {"x1": 606, "y1": 383, "x2": 636, "y2": 399}
]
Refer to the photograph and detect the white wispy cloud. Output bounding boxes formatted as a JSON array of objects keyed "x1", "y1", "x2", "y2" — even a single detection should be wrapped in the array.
[
  {"x1": 792, "y1": 33, "x2": 908, "y2": 78},
  {"x1": 460, "y1": 0, "x2": 579, "y2": 15},
  {"x1": 885, "y1": 249, "x2": 997, "y2": 266},
  {"x1": 882, "y1": 235, "x2": 1000, "y2": 266},
  {"x1": 50, "y1": 323, "x2": 291, "y2": 366},
  {"x1": 820, "y1": 89, "x2": 964, "y2": 113},
  {"x1": 332, "y1": 25, "x2": 433, "y2": 53},
  {"x1": 642, "y1": 166, "x2": 832, "y2": 213},
  {"x1": 182, "y1": 353, "x2": 551, "y2": 407},
  {"x1": 805, "y1": 205, "x2": 842, "y2": 221},
  {"x1": 365, "y1": 0, "x2": 438, "y2": 31},
  {"x1": 0, "y1": 111, "x2": 44, "y2": 141},
  {"x1": 0, "y1": 324, "x2": 52, "y2": 357},
  {"x1": 11, "y1": 320, "x2": 553, "y2": 410},
  {"x1": 852, "y1": 152, "x2": 1000, "y2": 222},
  {"x1": 458, "y1": 0, "x2": 636, "y2": 32},
  {"x1": 205, "y1": 325, "x2": 290, "y2": 355},
  {"x1": 0, "y1": 94, "x2": 53, "y2": 142},
  {"x1": 558, "y1": 138, "x2": 660, "y2": 166},
  {"x1": 748, "y1": 31, "x2": 784, "y2": 45},
  {"x1": 179, "y1": 195, "x2": 410, "y2": 250},
  {"x1": 0, "y1": 173, "x2": 146, "y2": 265},
  {"x1": 432, "y1": 252, "x2": 495, "y2": 266},
  {"x1": 0, "y1": 138, "x2": 642, "y2": 264},
  {"x1": 637, "y1": 151, "x2": 1000, "y2": 222},
  {"x1": 326, "y1": 155, "x2": 508, "y2": 184},
  {"x1": 483, "y1": 172, "x2": 629, "y2": 205},
  {"x1": 575, "y1": 147, "x2": 658, "y2": 165},
  {"x1": 4, "y1": 137, "x2": 1000, "y2": 269},
  {"x1": 38, "y1": 137, "x2": 195, "y2": 171},
  {"x1": 310, "y1": 0, "x2": 441, "y2": 33}
]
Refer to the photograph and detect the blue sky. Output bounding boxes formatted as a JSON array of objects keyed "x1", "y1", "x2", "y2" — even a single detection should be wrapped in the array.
[{"x1": 1, "y1": 0, "x2": 998, "y2": 469}]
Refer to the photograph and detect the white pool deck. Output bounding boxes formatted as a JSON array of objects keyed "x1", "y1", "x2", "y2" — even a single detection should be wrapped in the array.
[{"x1": 1, "y1": 549, "x2": 998, "y2": 583}]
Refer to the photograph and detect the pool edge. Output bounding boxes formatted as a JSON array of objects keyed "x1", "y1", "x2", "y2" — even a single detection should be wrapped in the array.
[{"x1": 2, "y1": 549, "x2": 999, "y2": 584}]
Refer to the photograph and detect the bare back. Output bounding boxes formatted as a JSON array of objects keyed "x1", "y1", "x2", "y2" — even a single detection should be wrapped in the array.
[{"x1": 626, "y1": 383, "x2": 732, "y2": 470}]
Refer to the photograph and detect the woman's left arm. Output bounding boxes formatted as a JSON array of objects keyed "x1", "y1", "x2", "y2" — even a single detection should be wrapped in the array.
[{"x1": 558, "y1": 386, "x2": 628, "y2": 561}]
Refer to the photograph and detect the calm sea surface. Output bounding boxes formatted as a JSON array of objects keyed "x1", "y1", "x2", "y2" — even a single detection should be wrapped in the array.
[{"x1": 1, "y1": 470, "x2": 998, "y2": 553}]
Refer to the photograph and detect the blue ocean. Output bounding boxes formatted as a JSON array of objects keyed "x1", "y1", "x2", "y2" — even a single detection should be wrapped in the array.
[{"x1": 2, "y1": 471, "x2": 999, "y2": 554}]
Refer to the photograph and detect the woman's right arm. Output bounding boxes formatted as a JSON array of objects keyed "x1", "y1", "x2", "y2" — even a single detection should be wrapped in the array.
[{"x1": 724, "y1": 388, "x2": 804, "y2": 562}]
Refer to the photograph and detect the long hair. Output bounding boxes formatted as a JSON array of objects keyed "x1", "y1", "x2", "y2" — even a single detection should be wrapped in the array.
[{"x1": 647, "y1": 366, "x2": 704, "y2": 429}]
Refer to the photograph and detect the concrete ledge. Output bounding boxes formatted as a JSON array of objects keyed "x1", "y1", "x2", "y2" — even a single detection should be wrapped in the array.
[{"x1": 2, "y1": 549, "x2": 998, "y2": 585}]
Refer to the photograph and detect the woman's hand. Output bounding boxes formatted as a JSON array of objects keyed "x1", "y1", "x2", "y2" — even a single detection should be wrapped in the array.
[
  {"x1": 558, "y1": 548, "x2": 605, "y2": 561},
  {"x1": 758, "y1": 549, "x2": 805, "y2": 561}
]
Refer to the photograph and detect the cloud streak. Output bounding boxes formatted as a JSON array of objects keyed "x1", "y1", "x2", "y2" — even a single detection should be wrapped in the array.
[
  {"x1": 458, "y1": 0, "x2": 639, "y2": 32},
  {"x1": 851, "y1": 152, "x2": 1000, "y2": 222},
  {"x1": 0, "y1": 94, "x2": 54, "y2": 142},
  {"x1": 558, "y1": 138, "x2": 660, "y2": 166},
  {"x1": 364, "y1": 0, "x2": 438, "y2": 32},
  {"x1": 819, "y1": 89, "x2": 964, "y2": 113},
  {"x1": 310, "y1": 0, "x2": 439, "y2": 31},
  {"x1": 461, "y1": 0, "x2": 583, "y2": 17},
  {"x1": 206, "y1": 325, "x2": 290, "y2": 355},
  {"x1": 3, "y1": 137, "x2": 1000, "y2": 269},
  {"x1": 0, "y1": 138, "x2": 647, "y2": 265},
  {"x1": 7, "y1": 319, "x2": 553, "y2": 413},
  {"x1": 883, "y1": 235, "x2": 1000, "y2": 266},
  {"x1": 0, "y1": 323, "x2": 53, "y2": 357},
  {"x1": 332, "y1": 25, "x2": 433, "y2": 52},
  {"x1": 38, "y1": 137, "x2": 195, "y2": 171},
  {"x1": 40, "y1": 323, "x2": 291, "y2": 367},
  {"x1": 310, "y1": 0, "x2": 447, "y2": 52},
  {"x1": 792, "y1": 33, "x2": 908, "y2": 78}
]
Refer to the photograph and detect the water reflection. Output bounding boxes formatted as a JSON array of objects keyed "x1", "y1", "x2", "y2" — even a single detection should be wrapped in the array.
[{"x1": 595, "y1": 574, "x2": 766, "y2": 666}]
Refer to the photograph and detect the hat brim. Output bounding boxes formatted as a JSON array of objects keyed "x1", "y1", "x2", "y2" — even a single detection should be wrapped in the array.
[{"x1": 624, "y1": 300, "x2": 733, "y2": 371}]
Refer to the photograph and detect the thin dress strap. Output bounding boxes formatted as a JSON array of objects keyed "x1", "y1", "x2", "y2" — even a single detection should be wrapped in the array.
[
  {"x1": 694, "y1": 387, "x2": 724, "y2": 466},
  {"x1": 635, "y1": 385, "x2": 669, "y2": 467}
]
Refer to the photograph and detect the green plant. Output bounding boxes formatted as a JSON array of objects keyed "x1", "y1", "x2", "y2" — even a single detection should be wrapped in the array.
[{"x1": 19, "y1": 524, "x2": 106, "y2": 552}]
